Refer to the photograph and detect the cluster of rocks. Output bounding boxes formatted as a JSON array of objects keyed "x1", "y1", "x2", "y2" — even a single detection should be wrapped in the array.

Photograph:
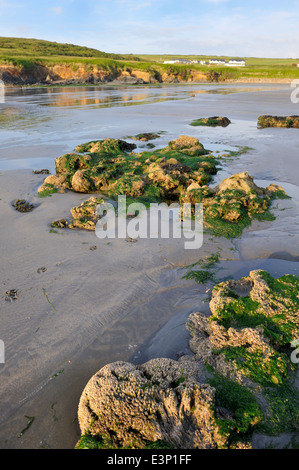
[
  {"x1": 76, "y1": 270, "x2": 299, "y2": 449},
  {"x1": 12, "y1": 199, "x2": 35, "y2": 213},
  {"x1": 38, "y1": 136, "x2": 288, "y2": 236}
]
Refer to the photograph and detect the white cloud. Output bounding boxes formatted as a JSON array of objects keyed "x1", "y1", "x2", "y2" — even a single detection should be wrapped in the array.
[
  {"x1": 203, "y1": 0, "x2": 231, "y2": 3},
  {"x1": 49, "y1": 6, "x2": 63, "y2": 15}
]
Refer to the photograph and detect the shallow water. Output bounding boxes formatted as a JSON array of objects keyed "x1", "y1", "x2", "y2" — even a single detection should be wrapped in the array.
[{"x1": 0, "y1": 82, "x2": 291, "y2": 172}]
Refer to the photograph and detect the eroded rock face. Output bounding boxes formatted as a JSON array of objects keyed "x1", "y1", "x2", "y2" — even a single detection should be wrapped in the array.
[{"x1": 77, "y1": 358, "x2": 226, "y2": 449}]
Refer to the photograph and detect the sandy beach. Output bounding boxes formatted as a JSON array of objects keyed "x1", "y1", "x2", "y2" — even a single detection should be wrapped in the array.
[{"x1": 0, "y1": 83, "x2": 299, "y2": 449}]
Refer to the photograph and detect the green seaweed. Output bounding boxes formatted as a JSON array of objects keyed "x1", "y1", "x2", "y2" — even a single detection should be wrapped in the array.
[
  {"x1": 38, "y1": 184, "x2": 58, "y2": 198},
  {"x1": 18, "y1": 416, "x2": 35, "y2": 438},
  {"x1": 207, "y1": 372, "x2": 263, "y2": 444}
]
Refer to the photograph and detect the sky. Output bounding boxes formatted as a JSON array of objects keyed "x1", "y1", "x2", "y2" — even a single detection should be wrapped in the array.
[{"x1": 0, "y1": 0, "x2": 299, "y2": 58}]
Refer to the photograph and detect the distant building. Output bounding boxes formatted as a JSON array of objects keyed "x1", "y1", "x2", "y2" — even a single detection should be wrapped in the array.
[
  {"x1": 163, "y1": 58, "x2": 246, "y2": 67},
  {"x1": 209, "y1": 59, "x2": 226, "y2": 65},
  {"x1": 226, "y1": 59, "x2": 246, "y2": 67},
  {"x1": 163, "y1": 58, "x2": 192, "y2": 64},
  {"x1": 209, "y1": 58, "x2": 246, "y2": 67}
]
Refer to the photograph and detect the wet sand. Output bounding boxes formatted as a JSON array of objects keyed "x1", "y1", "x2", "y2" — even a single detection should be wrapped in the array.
[{"x1": 0, "y1": 83, "x2": 299, "y2": 449}]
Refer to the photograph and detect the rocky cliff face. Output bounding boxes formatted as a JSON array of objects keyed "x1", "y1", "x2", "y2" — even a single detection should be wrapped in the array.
[{"x1": 0, "y1": 62, "x2": 210, "y2": 85}]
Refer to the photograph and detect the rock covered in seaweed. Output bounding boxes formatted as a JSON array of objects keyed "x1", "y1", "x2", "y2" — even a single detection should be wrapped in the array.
[
  {"x1": 190, "y1": 116, "x2": 231, "y2": 127},
  {"x1": 69, "y1": 196, "x2": 105, "y2": 230},
  {"x1": 76, "y1": 269, "x2": 299, "y2": 449},
  {"x1": 77, "y1": 357, "x2": 227, "y2": 450},
  {"x1": 257, "y1": 115, "x2": 299, "y2": 129},
  {"x1": 37, "y1": 136, "x2": 215, "y2": 199},
  {"x1": 180, "y1": 171, "x2": 289, "y2": 235},
  {"x1": 187, "y1": 269, "x2": 299, "y2": 388},
  {"x1": 38, "y1": 138, "x2": 289, "y2": 238}
]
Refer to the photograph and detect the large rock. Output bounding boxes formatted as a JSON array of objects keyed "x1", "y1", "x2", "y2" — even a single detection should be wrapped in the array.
[
  {"x1": 76, "y1": 270, "x2": 299, "y2": 449},
  {"x1": 77, "y1": 358, "x2": 226, "y2": 449}
]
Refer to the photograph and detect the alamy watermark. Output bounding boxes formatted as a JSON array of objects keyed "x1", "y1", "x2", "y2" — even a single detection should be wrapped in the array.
[
  {"x1": 0, "y1": 340, "x2": 4, "y2": 364},
  {"x1": 0, "y1": 79, "x2": 4, "y2": 103},
  {"x1": 291, "y1": 79, "x2": 299, "y2": 104},
  {"x1": 95, "y1": 196, "x2": 203, "y2": 250},
  {"x1": 291, "y1": 339, "x2": 299, "y2": 364}
]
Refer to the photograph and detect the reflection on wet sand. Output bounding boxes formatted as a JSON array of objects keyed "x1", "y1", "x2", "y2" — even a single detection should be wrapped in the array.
[{"x1": 2, "y1": 84, "x2": 285, "y2": 110}]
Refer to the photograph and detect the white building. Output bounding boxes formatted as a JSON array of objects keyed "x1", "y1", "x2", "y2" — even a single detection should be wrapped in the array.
[
  {"x1": 163, "y1": 59, "x2": 192, "y2": 64},
  {"x1": 226, "y1": 59, "x2": 246, "y2": 67},
  {"x1": 209, "y1": 59, "x2": 226, "y2": 65}
]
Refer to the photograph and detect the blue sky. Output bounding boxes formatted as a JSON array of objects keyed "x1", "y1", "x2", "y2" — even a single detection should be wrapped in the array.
[{"x1": 0, "y1": 0, "x2": 299, "y2": 57}]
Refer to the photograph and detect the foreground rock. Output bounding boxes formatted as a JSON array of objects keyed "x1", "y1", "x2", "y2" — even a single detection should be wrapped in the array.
[
  {"x1": 77, "y1": 358, "x2": 226, "y2": 449},
  {"x1": 258, "y1": 115, "x2": 299, "y2": 129},
  {"x1": 76, "y1": 270, "x2": 299, "y2": 449}
]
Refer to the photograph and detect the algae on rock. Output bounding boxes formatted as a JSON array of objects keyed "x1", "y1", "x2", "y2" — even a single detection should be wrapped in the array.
[{"x1": 38, "y1": 137, "x2": 289, "y2": 238}]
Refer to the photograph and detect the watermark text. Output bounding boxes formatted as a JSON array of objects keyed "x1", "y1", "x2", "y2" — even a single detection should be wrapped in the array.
[{"x1": 95, "y1": 196, "x2": 203, "y2": 250}]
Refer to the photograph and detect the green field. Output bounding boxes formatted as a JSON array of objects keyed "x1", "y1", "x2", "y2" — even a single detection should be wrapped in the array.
[{"x1": 1, "y1": 37, "x2": 299, "y2": 81}]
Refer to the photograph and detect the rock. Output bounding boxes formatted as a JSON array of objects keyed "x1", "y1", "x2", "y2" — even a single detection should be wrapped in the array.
[
  {"x1": 51, "y1": 219, "x2": 68, "y2": 228},
  {"x1": 212, "y1": 171, "x2": 265, "y2": 196},
  {"x1": 257, "y1": 115, "x2": 299, "y2": 129},
  {"x1": 77, "y1": 358, "x2": 226, "y2": 449},
  {"x1": 38, "y1": 139, "x2": 288, "y2": 239},
  {"x1": 32, "y1": 169, "x2": 50, "y2": 174},
  {"x1": 165, "y1": 135, "x2": 207, "y2": 156},
  {"x1": 187, "y1": 270, "x2": 299, "y2": 387},
  {"x1": 37, "y1": 175, "x2": 69, "y2": 194},
  {"x1": 71, "y1": 169, "x2": 95, "y2": 193},
  {"x1": 69, "y1": 197, "x2": 104, "y2": 230},
  {"x1": 190, "y1": 116, "x2": 231, "y2": 127},
  {"x1": 76, "y1": 270, "x2": 299, "y2": 449},
  {"x1": 12, "y1": 199, "x2": 34, "y2": 212},
  {"x1": 131, "y1": 133, "x2": 161, "y2": 141},
  {"x1": 5, "y1": 289, "x2": 18, "y2": 301}
]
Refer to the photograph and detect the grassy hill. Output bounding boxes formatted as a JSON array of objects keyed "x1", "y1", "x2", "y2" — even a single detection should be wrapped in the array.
[{"x1": 0, "y1": 37, "x2": 131, "y2": 60}]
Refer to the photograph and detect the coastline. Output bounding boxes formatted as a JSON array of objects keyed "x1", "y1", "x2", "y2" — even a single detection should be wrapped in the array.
[{"x1": 2, "y1": 77, "x2": 296, "y2": 89}]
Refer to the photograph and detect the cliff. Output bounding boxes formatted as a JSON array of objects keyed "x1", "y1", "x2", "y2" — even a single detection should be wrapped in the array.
[{"x1": 0, "y1": 62, "x2": 219, "y2": 86}]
